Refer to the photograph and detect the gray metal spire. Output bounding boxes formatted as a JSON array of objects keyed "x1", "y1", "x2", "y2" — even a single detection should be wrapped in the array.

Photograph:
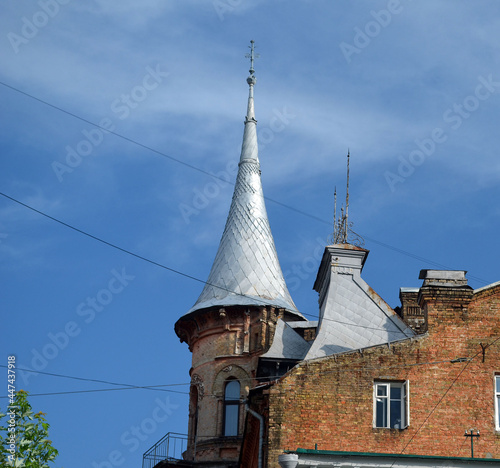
[{"x1": 187, "y1": 41, "x2": 301, "y2": 316}]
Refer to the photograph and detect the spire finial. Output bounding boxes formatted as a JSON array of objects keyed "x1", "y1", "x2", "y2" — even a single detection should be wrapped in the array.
[
  {"x1": 243, "y1": 40, "x2": 258, "y2": 125},
  {"x1": 345, "y1": 148, "x2": 350, "y2": 227},
  {"x1": 245, "y1": 40, "x2": 259, "y2": 76},
  {"x1": 245, "y1": 40, "x2": 259, "y2": 87}
]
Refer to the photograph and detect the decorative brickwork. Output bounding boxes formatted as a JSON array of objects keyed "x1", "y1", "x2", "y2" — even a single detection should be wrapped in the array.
[
  {"x1": 175, "y1": 304, "x2": 289, "y2": 465},
  {"x1": 397, "y1": 288, "x2": 427, "y2": 334}
]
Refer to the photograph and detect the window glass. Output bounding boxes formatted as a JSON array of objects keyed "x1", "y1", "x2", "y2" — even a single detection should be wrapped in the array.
[
  {"x1": 376, "y1": 397, "x2": 387, "y2": 428},
  {"x1": 390, "y1": 399, "x2": 402, "y2": 428},
  {"x1": 224, "y1": 404, "x2": 239, "y2": 436},
  {"x1": 224, "y1": 380, "x2": 240, "y2": 436},
  {"x1": 225, "y1": 380, "x2": 240, "y2": 400},
  {"x1": 497, "y1": 395, "x2": 500, "y2": 430},
  {"x1": 496, "y1": 376, "x2": 500, "y2": 431},
  {"x1": 390, "y1": 386, "x2": 401, "y2": 399},
  {"x1": 375, "y1": 381, "x2": 408, "y2": 429}
]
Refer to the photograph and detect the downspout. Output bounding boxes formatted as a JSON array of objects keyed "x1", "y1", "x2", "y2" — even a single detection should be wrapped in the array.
[
  {"x1": 245, "y1": 403, "x2": 264, "y2": 468},
  {"x1": 193, "y1": 403, "x2": 198, "y2": 461}
]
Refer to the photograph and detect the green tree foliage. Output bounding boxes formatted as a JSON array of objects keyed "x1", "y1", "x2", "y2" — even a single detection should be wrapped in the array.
[{"x1": 0, "y1": 390, "x2": 59, "y2": 467}]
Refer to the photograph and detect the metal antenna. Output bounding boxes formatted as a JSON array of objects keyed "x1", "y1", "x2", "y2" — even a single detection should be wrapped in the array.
[
  {"x1": 333, "y1": 186, "x2": 337, "y2": 242},
  {"x1": 245, "y1": 40, "x2": 259, "y2": 76},
  {"x1": 331, "y1": 150, "x2": 364, "y2": 247},
  {"x1": 345, "y1": 149, "x2": 350, "y2": 232}
]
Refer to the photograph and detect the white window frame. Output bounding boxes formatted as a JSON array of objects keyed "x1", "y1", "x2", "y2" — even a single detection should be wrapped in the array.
[
  {"x1": 373, "y1": 381, "x2": 409, "y2": 429},
  {"x1": 495, "y1": 375, "x2": 500, "y2": 431}
]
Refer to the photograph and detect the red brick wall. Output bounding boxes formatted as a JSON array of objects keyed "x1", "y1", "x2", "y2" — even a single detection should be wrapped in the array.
[{"x1": 266, "y1": 284, "x2": 500, "y2": 467}]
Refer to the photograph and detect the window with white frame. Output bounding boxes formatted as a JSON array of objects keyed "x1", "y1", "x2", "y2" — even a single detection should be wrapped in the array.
[
  {"x1": 374, "y1": 381, "x2": 409, "y2": 429},
  {"x1": 495, "y1": 376, "x2": 500, "y2": 431}
]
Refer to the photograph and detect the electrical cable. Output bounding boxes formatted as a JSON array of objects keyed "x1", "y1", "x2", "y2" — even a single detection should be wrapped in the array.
[
  {"x1": 0, "y1": 80, "x2": 329, "y2": 228},
  {"x1": 0, "y1": 80, "x2": 493, "y2": 286},
  {"x1": 3, "y1": 343, "x2": 495, "y2": 400},
  {"x1": 2, "y1": 50, "x2": 498, "y2": 464},
  {"x1": 392, "y1": 335, "x2": 500, "y2": 462},
  {"x1": 454, "y1": 432, "x2": 470, "y2": 458},
  {"x1": 0, "y1": 364, "x2": 190, "y2": 392},
  {"x1": 0, "y1": 191, "x2": 412, "y2": 335},
  {"x1": 2, "y1": 82, "x2": 498, "y2": 450}
]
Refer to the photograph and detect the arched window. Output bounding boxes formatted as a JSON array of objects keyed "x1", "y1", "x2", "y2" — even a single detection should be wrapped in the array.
[{"x1": 223, "y1": 379, "x2": 240, "y2": 436}]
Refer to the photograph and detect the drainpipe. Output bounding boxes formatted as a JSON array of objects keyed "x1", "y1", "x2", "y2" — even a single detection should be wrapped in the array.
[{"x1": 245, "y1": 403, "x2": 264, "y2": 468}]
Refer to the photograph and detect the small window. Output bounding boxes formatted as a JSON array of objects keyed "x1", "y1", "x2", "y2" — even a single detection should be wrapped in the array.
[
  {"x1": 374, "y1": 381, "x2": 408, "y2": 429},
  {"x1": 495, "y1": 376, "x2": 500, "y2": 431},
  {"x1": 223, "y1": 380, "x2": 240, "y2": 436}
]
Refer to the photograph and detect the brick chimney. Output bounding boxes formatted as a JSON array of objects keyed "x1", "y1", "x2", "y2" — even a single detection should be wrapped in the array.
[{"x1": 417, "y1": 270, "x2": 473, "y2": 331}]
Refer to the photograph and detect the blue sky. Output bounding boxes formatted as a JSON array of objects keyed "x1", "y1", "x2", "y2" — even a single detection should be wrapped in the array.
[{"x1": 1, "y1": 1, "x2": 500, "y2": 467}]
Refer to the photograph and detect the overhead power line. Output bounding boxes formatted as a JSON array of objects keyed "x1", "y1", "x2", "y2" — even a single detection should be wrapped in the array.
[
  {"x1": 3, "y1": 386, "x2": 189, "y2": 398},
  {"x1": 0, "y1": 191, "x2": 410, "y2": 336},
  {"x1": 0, "y1": 364, "x2": 190, "y2": 393},
  {"x1": 0, "y1": 191, "x2": 493, "y2": 337},
  {"x1": 0, "y1": 80, "x2": 325, "y2": 227},
  {"x1": 393, "y1": 334, "x2": 500, "y2": 462},
  {"x1": 3, "y1": 344, "x2": 495, "y2": 400},
  {"x1": 0, "y1": 80, "x2": 492, "y2": 286}
]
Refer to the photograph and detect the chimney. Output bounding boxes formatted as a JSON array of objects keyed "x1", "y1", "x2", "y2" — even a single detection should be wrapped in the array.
[
  {"x1": 419, "y1": 269, "x2": 469, "y2": 287},
  {"x1": 417, "y1": 270, "x2": 473, "y2": 330}
]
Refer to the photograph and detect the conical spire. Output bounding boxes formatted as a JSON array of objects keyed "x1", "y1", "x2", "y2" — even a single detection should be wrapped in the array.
[{"x1": 187, "y1": 41, "x2": 300, "y2": 317}]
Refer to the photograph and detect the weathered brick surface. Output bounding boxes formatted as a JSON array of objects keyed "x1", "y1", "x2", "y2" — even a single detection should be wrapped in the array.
[
  {"x1": 265, "y1": 284, "x2": 500, "y2": 467},
  {"x1": 175, "y1": 305, "x2": 287, "y2": 464}
]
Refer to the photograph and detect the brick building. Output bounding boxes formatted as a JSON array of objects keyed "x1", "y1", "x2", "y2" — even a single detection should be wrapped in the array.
[
  {"x1": 143, "y1": 43, "x2": 500, "y2": 468},
  {"x1": 145, "y1": 41, "x2": 305, "y2": 468},
  {"x1": 242, "y1": 258, "x2": 500, "y2": 467}
]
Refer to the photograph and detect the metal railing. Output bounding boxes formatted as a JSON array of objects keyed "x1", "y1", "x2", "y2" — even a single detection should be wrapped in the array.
[{"x1": 142, "y1": 432, "x2": 188, "y2": 468}]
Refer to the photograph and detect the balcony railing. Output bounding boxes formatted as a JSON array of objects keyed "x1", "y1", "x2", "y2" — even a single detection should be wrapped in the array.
[{"x1": 142, "y1": 432, "x2": 188, "y2": 468}]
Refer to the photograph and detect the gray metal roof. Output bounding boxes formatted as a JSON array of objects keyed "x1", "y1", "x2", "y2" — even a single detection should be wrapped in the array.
[
  {"x1": 304, "y1": 245, "x2": 414, "y2": 360},
  {"x1": 261, "y1": 319, "x2": 313, "y2": 360},
  {"x1": 187, "y1": 71, "x2": 301, "y2": 317}
]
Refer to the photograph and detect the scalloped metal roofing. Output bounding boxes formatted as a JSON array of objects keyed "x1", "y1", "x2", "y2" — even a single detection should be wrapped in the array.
[{"x1": 186, "y1": 73, "x2": 301, "y2": 317}]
